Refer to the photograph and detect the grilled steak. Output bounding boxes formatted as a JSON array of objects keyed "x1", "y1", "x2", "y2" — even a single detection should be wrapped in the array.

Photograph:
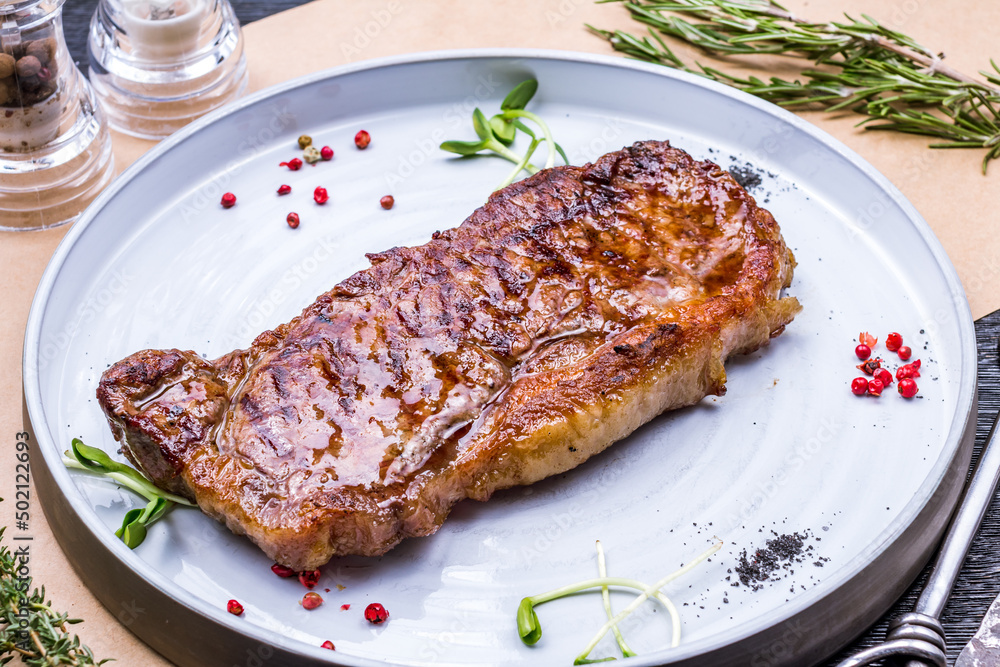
[{"x1": 98, "y1": 141, "x2": 801, "y2": 570}]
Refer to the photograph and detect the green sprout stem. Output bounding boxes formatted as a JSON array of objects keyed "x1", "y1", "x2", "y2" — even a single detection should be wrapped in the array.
[
  {"x1": 500, "y1": 109, "x2": 557, "y2": 169},
  {"x1": 63, "y1": 439, "x2": 195, "y2": 549},
  {"x1": 441, "y1": 79, "x2": 567, "y2": 190},
  {"x1": 61, "y1": 457, "x2": 194, "y2": 507},
  {"x1": 518, "y1": 539, "x2": 720, "y2": 662},
  {"x1": 573, "y1": 540, "x2": 721, "y2": 663},
  {"x1": 596, "y1": 540, "x2": 636, "y2": 658}
]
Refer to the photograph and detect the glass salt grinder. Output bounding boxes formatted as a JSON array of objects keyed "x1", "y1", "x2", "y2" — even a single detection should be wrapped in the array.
[
  {"x1": 0, "y1": 0, "x2": 114, "y2": 231},
  {"x1": 88, "y1": 0, "x2": 248, "y2": 139}
]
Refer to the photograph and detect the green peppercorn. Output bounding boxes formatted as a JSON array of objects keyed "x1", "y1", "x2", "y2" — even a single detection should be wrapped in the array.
[{"x1": 298, "y1": 134, "x2": 312, "y2": 149}]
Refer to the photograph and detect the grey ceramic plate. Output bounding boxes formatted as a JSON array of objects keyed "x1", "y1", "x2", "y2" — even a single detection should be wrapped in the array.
[{"x1": 24, "y1": 50, "x2": 977, "y2": 666}]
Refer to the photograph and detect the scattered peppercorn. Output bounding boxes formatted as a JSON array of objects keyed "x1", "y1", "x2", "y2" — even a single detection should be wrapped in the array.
[
  {"x1": 298, "y1": 568, "x2": 320, "y2": 588},
  {"x1": 0, "y1": 53, "x2": 15, "y2": 79},
  {"x1": 885, "y1": 332, "x2": 903, "y2": 352},
  {"x1": 340, "y1": 604, "x2": 351, "y2": 611},
  {"x1": 896, "y1": 360, "x2": 921, "y2": 381},
  {"x1": 380, "y1": 195, "x2": 394, "y2": 210},
  {"x1": 857, "y1": 358, "x2": 881, "y2": 376},
  {"x1": 298, "y1": 134, "x2": 312, "y2": 149},
  {"x1": 25, "y1": 40, "x2": 53, "y2": 65},
  {"x1": 355, "y1": 130, "x2": 371, "y2": 149},
  {"x1": 867, "y1": 378, "x2": 884, "y2": 396},
  {"x1": 301, "y1": 592, "x2": 324, "y2": 610},
  {"x1": 303, "y1": 146, "x2": 322, "y2": 164},
  {"x1": 897, "y1": 345, "x2": 912, "y2": 361},
  {"x1": 286, "y1": 212, "x2": 300, "y2": 229},
  {"x1": 271, "y1": 563, "x2": 296, "y2": 578},
  {"x1": 874, "y1": 368, "x2": 893, "y2": 388},
  {"x1": 314, "y1": 186, "x2": 329, "y2": 205},
  {"x1": 898, "y1": 378, "x2": 918, "y2": 398},
  {"x1": 855, "y1": 344, "x2": 871, "y2": 360},
  {"x1": 321, "y1": 145, "x2": 334, "y2": 161},
  {"x1": 851, "y1": 378, "x2": 869, "y2": 396},
  {"x1": 277, "y1": 184, "x2": 291, "y2": 195},
  {"x1": 321, "y1": 641, "x2": 335, "y2": 650},
  {"x1": 220, "y1": 192, "x2": 236, "y2": 209},
  {"x1": 227, "y1": 599, "x2": 244, "y2": 616},
  {"x1": 280, "y1": 157, "x2": 303, "y2": 171},
  {"x1": 365, "y1": 602, "x2": 389, "y2": 624},
  {"x1": 15, "y1": 55, "x2": 41, "y2": 78}
]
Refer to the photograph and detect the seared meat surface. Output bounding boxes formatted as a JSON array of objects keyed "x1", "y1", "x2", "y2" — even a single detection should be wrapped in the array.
[{"x1": 98, "y1": 141, "x2": 801, "y2": 570}]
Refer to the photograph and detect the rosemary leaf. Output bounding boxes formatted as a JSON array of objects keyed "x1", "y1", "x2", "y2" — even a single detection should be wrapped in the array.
[
  {"x1": 590, "y1": 0, "x2": 1000, "y2": 172},
  {"x1": 0, "y1": 526, "x2": 110, "y2": 665}
]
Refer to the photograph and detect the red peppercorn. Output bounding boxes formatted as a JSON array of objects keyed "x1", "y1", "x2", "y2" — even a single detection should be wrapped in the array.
[
  {"x1": 855, "y1": 344, "x2": 871, "y2": 360},
  {"x1": 227, "y1": 599, "x2": 244, "y2": 616},
  {"x1": 321, "y1": 641, "x2": 335, "y2": 650},
  {"x1": 277, "y1": 184, "x2": 291, "y2": 196},
  {"x1": 857, "y1": 359, "x2": 881, "y2": 376},
  {"x1": 365, "y1": 602, "x2": 389, "y2": 625},
  {"x1": 898, "y1": 378, "x2": 918, "y2": 398},
  {"x1": 355, "y1": 130, "x2": 371, "y2": 149},
  {"x1": 314, "y1": 186, "x2": 329, "y2": 205},
  {"x1": 867, "y1": 378, "x2": 884, "y2": 396},
  {"x1": 221, "y1": 192, "x2": 236, "y2": 209},
  {"x1": 885, "y1": 332, "x2": 902, "y2": 352},
  {"x1": 874, "y1": 368, "x2": 893, "y2": 387},
  {"x1": 897, "y1": 345, "x2": 912, "y2": 361},
  {"x1": 302, "y1": 592, "x2": 324, "y2": 610},
  {"x1": 859, "y1": 331, "x2": 877, "y2": 348},
  {"x1": 286, "y1": 212, "x2": 300, "y2": 229},
  {"x1": 896, "y1": 362, "x2": 922, "y2": 381},
  {"x1": 321, "y1": 146, "x2": 334, "y2": 161},
  {"x1": 280, "y1": 158, "x2": 303, "y2": 171},
  {"x1": 340, "y1": 603, "x2": 351, "y2": 611},
  {"x1": 380, "y1": 195, "x2": 394, "y2": 210},
  {"x1": 271, "y1": 563, "x2": 296, "y2": 578},
  {"x1": 851, "y1": 377, "x2": 869, "y2": 396},
  {"x1": 298, "y1": 569, "x2": 320, "y2": 588}
]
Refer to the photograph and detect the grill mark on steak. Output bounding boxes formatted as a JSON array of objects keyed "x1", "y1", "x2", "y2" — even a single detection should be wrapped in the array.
[{"x1": 97, "y1": 140, "x2": 801, "y2": 569}]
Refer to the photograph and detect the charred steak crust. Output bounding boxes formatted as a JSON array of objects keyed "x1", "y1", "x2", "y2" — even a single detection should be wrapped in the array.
[{"x1": 98, "y1": 141, "x2": 801, "y2": 570}]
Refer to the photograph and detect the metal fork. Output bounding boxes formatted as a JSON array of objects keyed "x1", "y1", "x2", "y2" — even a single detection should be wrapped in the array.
[{"x1": 837, "y1": 406, "x2": 1000, "y2": 667}]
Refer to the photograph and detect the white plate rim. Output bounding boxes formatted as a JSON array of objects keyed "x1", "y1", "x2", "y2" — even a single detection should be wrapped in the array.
[{"x1": 22, "y1": 48, "x2": 979, "y2": 665}]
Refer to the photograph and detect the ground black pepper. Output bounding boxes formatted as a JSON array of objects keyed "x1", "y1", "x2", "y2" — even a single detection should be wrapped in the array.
[
  {"x1": 733, "y1": 530, "x2": 828, "y2": 592},
  {"x1": 727, "y1": 164, "x2": 763, "y2": 191}
]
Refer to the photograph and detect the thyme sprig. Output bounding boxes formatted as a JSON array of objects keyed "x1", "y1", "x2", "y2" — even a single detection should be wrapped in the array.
[
  {"x1": 63, "y1": 439, "x2": 195, "y2": 549},
  {"x1": 589, "y1": 0, "x2": 1000, "y2": 172},
  {"x1": 441, "y1": 79, "x2": 569, "y2": 189},
  {"x1": 517, "y1": 539, "x2": 721, "y2": 663},
  {"x1": 0, "y1": 525, "x2": 109, "y2": 665}
]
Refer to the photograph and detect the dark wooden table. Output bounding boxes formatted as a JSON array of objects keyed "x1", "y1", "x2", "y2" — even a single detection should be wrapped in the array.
[{"x1": 60, "y1": 2, "x2": 1000, "y2": 664}]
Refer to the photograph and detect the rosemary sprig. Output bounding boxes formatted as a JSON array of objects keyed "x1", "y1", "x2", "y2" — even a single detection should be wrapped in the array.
[
  {"x1": 441, "y1": 79, "x2": 569, "y2": 189},
  {"x1": 63, "y1": 438, "x2": 195, "y2": 549},
  {"x1": 589, "y1": 0, "x2": 1000, "y2": 172},
  {"x1": 0, "y1": 525, "x2": 109, "y2": 665}
]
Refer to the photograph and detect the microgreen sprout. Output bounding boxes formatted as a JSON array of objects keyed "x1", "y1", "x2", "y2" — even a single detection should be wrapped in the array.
[
  {"x1": 596, "y1": 540, "x2": 636, "y2": 659},
  {"x1": 63, "y1": 438, "x2": 195, "y2": 548},
  {"x1": 440, "y1": 79, "x2": 570, "y2": 189},
  {"x1": 516, "y1": 538, "x2": 721, "y2": 663}
]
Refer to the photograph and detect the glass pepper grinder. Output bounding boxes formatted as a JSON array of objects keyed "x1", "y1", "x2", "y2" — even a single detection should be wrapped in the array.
[
  {"x1": 88, "y1": 0, "x2": 248, "y2": 139},
  {"x1": 0, "y1": 0, "x2": 114, "y2": 231}
]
